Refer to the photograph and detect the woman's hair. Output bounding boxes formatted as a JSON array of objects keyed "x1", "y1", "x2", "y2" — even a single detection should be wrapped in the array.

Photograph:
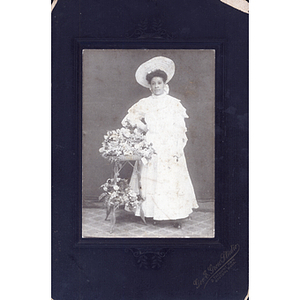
[{"x1": 146, "y1": 69, "x2": 168, "y2": 84}]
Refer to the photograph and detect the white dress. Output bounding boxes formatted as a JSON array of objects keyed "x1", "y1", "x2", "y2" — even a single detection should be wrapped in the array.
[{"x1": 122, "y1": 92, "x2": 198, "y2": 220}]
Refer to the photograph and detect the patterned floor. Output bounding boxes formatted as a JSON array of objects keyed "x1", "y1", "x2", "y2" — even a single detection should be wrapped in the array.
[{"x1": 82, "y1": 200, "x2": 214, "y2": 238}]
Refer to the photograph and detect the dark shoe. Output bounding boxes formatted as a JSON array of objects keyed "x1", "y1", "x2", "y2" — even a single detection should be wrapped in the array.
[{"x1": 173, "y1": 222, "x2": 182, "y2": 229}]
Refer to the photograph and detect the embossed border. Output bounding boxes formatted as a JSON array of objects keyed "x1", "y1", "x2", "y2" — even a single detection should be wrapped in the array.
[{"x1": 74, "y1": 39, "x2": 226, "y2": 249}]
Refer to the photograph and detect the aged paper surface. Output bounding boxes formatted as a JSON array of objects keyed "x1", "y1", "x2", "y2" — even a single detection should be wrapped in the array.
[
  {"x1": 82, "y1": 49, "x2": 215, "y2": 238},
  {"x1": 221, "y1": 0, "x2": 249, "y2": 13}
]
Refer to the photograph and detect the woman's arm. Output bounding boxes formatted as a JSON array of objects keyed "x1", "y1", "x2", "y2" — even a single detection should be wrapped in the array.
[
  {"x1": 121, "y1": 99, "x2": 148, "y2": 131},
  {"x1": 168, "y1": 103, "x2": 188, "y2": 157},
  {"x1": 121, "y1": 115, "x2": 147, "y2": 132},
  {"x1": 135, "y1": 119, "x2": 147, "y2": 132}
]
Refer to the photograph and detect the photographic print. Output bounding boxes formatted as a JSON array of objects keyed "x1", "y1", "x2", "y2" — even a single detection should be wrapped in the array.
[
  {"x1": 81, "y1": 49, "x2": 215, "y2": 238},
  {"x1": 52, "y1": 1, "x2": 249, "y2": 298}
]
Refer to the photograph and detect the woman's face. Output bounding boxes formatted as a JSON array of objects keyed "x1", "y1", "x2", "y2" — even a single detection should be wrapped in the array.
[{"x1": 150, "y1": 77, "x2": 166, "y2": 96}]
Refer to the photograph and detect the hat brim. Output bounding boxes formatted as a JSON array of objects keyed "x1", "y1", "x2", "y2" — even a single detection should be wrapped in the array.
[{"x1": 135, "y1": 56, "x2": 175, "y2": 88}]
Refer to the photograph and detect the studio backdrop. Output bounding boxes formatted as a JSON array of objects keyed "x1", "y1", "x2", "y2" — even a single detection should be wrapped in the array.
[{"x1": 82, "y1": 49, "x2": 215, "y2": 204}]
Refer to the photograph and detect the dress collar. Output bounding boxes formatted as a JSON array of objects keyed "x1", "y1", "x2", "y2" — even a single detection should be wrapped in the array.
[{"x1": 151, "y1": 91, "x2": 168, "y2": 99}]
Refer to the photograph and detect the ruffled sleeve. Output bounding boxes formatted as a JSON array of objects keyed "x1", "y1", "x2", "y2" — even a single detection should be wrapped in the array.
[
  {"x1": 121, "y1": 98, "x2": 148, "y2": 131},
  {"x1": 166, "y1": 99, "x2": 189, "y2": 156}
]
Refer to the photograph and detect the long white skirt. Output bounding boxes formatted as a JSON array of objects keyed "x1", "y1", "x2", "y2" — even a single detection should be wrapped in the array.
[{"x1": 130, "y1": 153, "x2": 198, "y2": 220}]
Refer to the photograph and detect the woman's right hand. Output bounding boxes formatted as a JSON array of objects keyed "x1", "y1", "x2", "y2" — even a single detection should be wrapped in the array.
[{"x1": 136, "y1": 120, "x2": 147, "y2": 132}]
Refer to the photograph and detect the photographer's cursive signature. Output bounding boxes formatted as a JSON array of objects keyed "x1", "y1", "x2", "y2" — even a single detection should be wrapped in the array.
[{"x1": 193, "y1": 244, "x2": 240, "y2": 289}]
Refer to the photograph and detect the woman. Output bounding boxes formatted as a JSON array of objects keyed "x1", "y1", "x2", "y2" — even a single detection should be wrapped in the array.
[{"x1": 122, "y1": 56, "x2": 198, "y2": 228}]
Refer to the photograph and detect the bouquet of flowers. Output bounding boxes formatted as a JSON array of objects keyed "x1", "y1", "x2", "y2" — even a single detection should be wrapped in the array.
[
  {"x1": 99, "y1": 125, "x2": 156, "y2": 162},
  {"x1": 99, "y1": 177, "x2": 144, "y2": 213}
]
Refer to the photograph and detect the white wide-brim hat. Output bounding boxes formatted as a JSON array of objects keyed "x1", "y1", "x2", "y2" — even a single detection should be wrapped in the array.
[{"x1": 135, "y1": 56, "x2": 175, "y2": 88}]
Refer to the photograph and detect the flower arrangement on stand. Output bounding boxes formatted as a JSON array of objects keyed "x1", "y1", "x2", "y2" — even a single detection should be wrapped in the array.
[
  {"x1": 99, "y1": 124, "x2": 156, "y2": 162},
  {"x1": 98, "y1": 124, "x2": 155, "y2": 233},
  {"x1": 99, "y1": 178, "x2": 145, "y2": 233}
]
